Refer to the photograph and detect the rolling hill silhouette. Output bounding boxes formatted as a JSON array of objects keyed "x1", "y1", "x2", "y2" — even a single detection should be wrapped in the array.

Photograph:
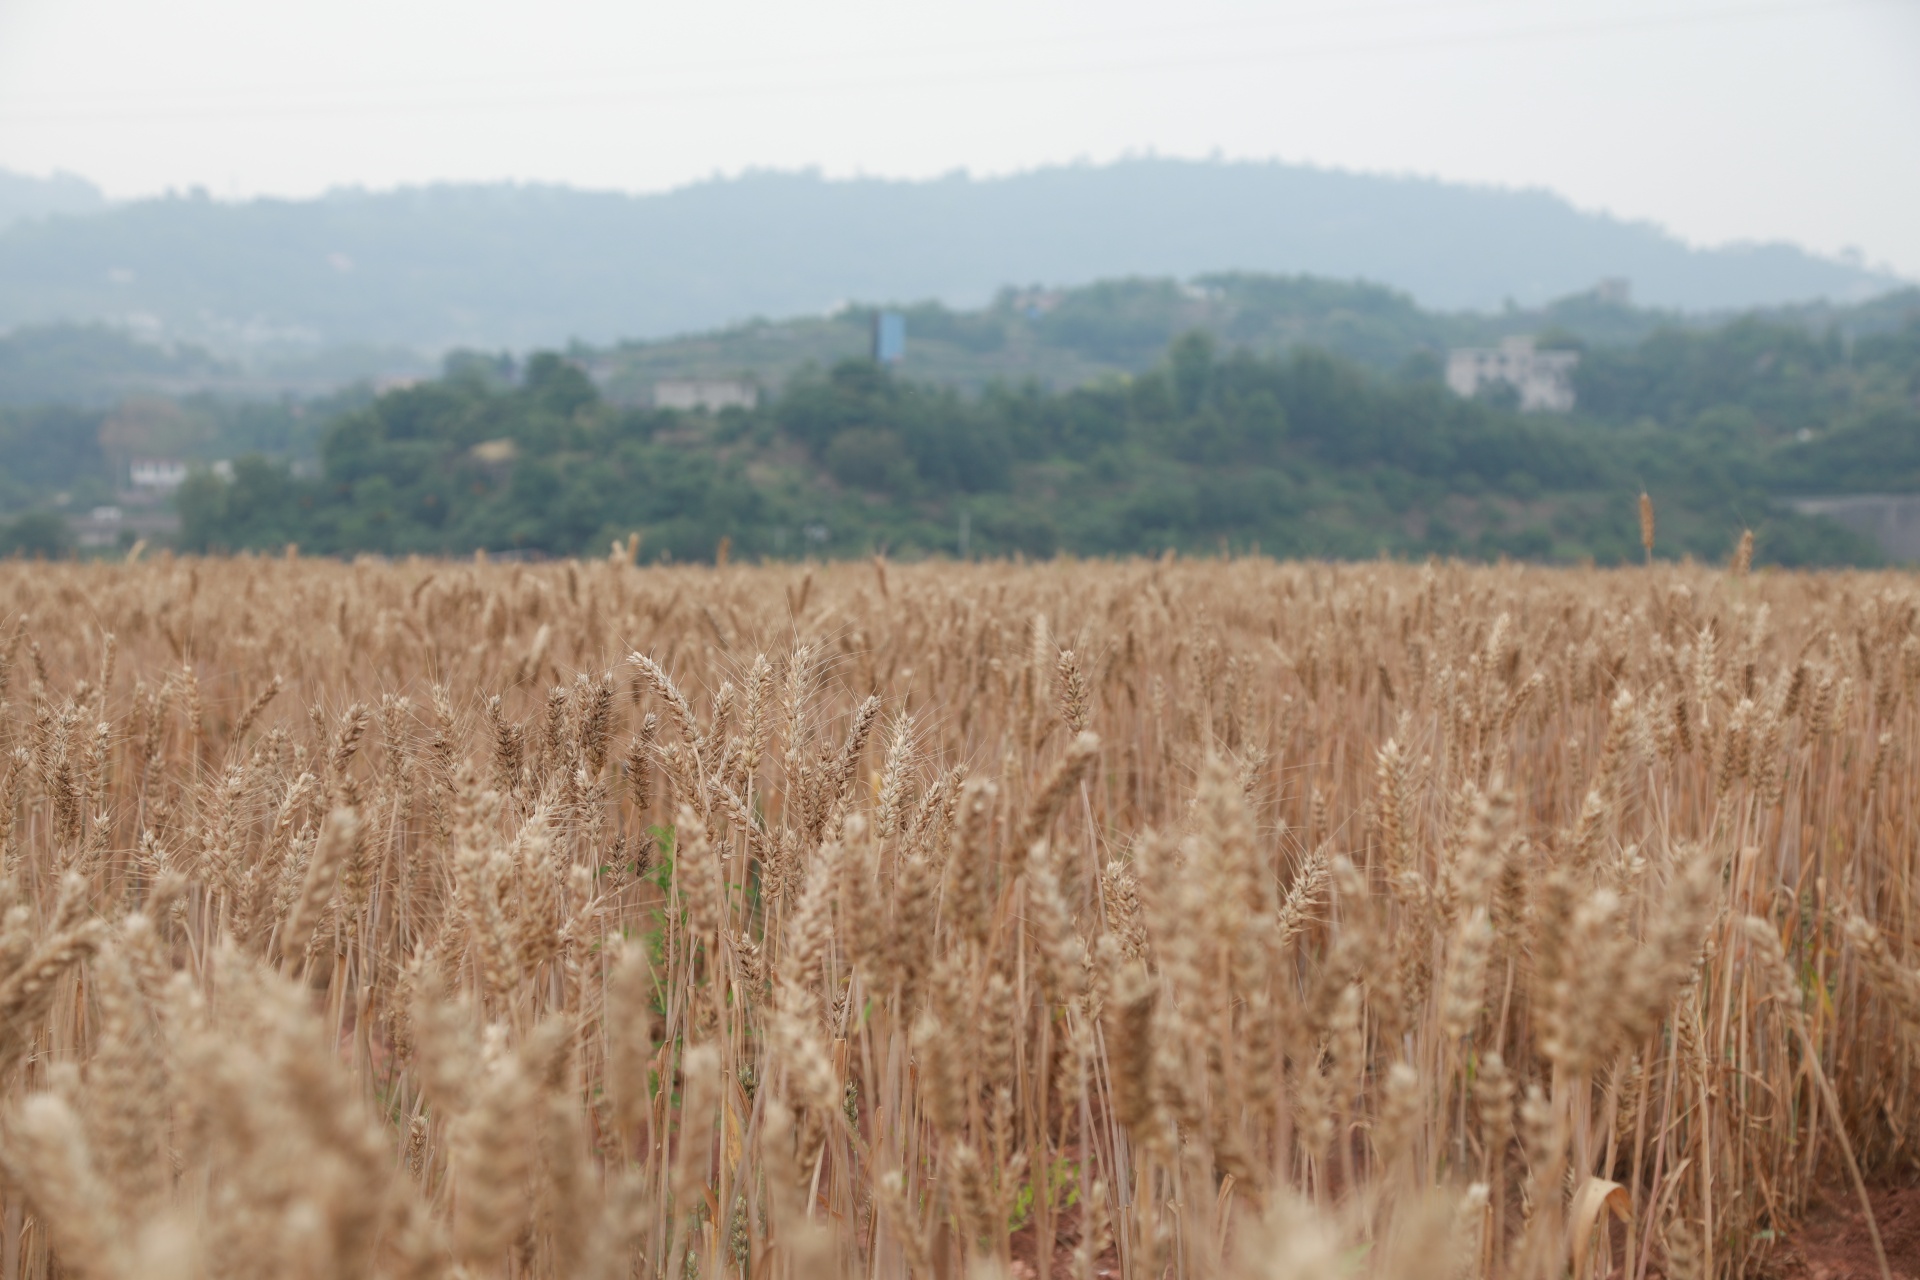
[{"x1": 0, "y1": 159, "x2": 1901, "y2": 353}]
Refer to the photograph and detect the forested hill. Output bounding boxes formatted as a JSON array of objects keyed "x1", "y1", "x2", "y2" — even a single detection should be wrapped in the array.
[
  {"x1": 8, "y1": 270, "x2": 1913, "y2": 410},
  {"x1": 173, "y1": 330, "x2": 1895, "y2": 568},
  {"x1": 0, "y1": 159, "x2": 1901, "y2": 354},
  {"x1": 590, "y1": 275, "x2": 1920, "y2": 400},
  {"x1": 5, "y1": 271, "x2": 1915, "y2": 564}
]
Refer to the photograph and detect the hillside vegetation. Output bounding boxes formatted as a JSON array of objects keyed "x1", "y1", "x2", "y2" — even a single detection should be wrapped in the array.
[
  {"x1": 592, "y1": 274, "x2": 1920, "y2": 400},
  {"x1": 2, "y1": 272, "x2": 1913, "y2": 565},
  {"x1": 11, "y1": 272, "x2": 1910, "y2": 408},
  {"x1": 175, "y1": 312, "x2": 1918, "y2": 565}
]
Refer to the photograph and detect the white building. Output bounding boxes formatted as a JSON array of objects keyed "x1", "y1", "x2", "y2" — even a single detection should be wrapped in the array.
[
  {"x1": 1446, "y1": 337, "x2": 1579, "y2": 413},
  {"x1": 129, "y1": 459, "x2": 190, "y2": 490},
  {"x1": 76, "y1": 507, "x2": 123, "y2": 549},
  {"x1": 653, "y1": 379, "x2": 759, "y2": 413}
]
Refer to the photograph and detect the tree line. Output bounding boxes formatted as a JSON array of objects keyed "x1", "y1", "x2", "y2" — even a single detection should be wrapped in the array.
[{"x1": 171, "y1": 329, "x2": 1897, "y2": 566}]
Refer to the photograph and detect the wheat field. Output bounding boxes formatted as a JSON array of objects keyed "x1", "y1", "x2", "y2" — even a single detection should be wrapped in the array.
[{"x1": 0, "y1": 551, "x2": 1915, "y2": 1279}]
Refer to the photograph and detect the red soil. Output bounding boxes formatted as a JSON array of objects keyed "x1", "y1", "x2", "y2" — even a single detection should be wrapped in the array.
[{"x1": 1767, "y1": 1183, "x2": 1920, "y2": 1280}]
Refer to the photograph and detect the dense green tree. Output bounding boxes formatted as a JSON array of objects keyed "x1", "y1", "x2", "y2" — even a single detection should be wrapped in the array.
[
  {"x1": 172, "y1": 334, "x2": 1891, "y2": 568},
  {"x1": 0, "y1": 509, "x2": 73, "y2": 558}
]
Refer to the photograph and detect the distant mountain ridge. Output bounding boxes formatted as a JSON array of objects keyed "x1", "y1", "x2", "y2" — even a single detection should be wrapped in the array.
[
  {"x1": 0, "y1": 159, "x2": 1903, "y2": 354},
  {"x1": 0, "y1": 169, "x2": 106, "y2": 231}
]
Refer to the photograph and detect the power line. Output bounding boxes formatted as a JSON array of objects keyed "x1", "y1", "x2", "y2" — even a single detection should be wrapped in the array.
[
  {"x1": 0, "y1": 0, "x2": 1901, "y2": 126},
  {"x1": 0, "y1": 0, "x2": 1555, "y2": 109}
]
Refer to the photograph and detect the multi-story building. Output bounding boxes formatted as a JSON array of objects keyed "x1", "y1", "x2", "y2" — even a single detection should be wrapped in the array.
[
  {"x1": 652, "y1": 379, "x2": 760, "y2": 413},
  {"x1": 129, "y1": 459, "x2": 190, "y2": 490},
  {"x1": 1445, "y1": 336, "x2": 1579, "y2": 413}
]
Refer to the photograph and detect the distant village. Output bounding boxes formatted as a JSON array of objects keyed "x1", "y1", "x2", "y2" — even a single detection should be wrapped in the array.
[
  {"x1": 1444, "y1": 335, "x2": 1580, "y2": 412},
  {"x1": 638, "y1": 307, "x2": 1589, "y2": 419},
  {"x1": 74, "y1": 306, "x2": 1593, "y2": 550}
]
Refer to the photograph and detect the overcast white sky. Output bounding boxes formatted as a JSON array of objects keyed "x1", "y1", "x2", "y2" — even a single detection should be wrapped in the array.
[{"x1": 0, "y1": 0, "x2": 1916, "y2": 275}]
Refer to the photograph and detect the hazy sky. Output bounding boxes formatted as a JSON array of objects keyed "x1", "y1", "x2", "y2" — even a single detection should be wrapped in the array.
[{"x1": 1, "y1": 0, "x2": 1916, "y2": 275}]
